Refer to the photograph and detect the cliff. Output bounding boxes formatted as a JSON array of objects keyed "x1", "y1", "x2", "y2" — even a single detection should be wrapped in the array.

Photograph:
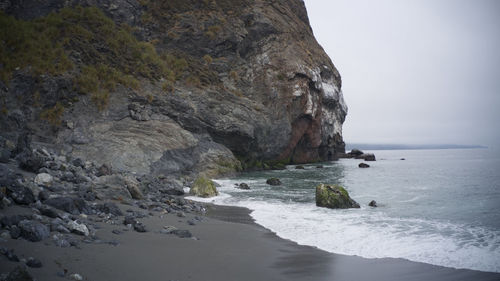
[{"x1": 0, "y1": 0, "x2": 347, "y2": 178}]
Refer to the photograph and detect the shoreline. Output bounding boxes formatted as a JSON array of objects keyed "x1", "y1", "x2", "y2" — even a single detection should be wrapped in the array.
[{"x1": 1, "y1": 202, "x2": 499, "y2": 281}]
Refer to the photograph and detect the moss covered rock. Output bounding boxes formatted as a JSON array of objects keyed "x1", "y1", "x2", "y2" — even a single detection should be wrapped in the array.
[
  {"x1": 315, "y1": 184, "x2": 360, "y2": 209},
  {"x1": 189, "y1": 177, "x2": 218, "y2": 198}
]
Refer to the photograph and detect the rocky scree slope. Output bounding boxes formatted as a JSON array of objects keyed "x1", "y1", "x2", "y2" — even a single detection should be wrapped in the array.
[{"x1": 0, "y1": 0, "x2": 347, "y2": 178}]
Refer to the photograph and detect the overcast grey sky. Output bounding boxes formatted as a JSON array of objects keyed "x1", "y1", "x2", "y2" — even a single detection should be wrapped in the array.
[{"x1": 304, "y1": 0, "x2": 500, "y2": 147}]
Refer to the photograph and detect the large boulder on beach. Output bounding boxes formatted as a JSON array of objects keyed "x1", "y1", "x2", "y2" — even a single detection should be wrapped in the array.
[
  {"x1": 189, "y1": 177, "x2": 218, "y2": 198},
  {"x1": 315, "y1": 184, "x2": 360, "y2": 209}
]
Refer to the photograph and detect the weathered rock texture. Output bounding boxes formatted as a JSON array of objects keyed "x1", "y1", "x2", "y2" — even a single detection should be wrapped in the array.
[
  {"x1": 0, "y1": 0, "x2": 347, "y2": 178},
  {"x1": 315, "y1": 184, "x2": 360, "y2": 209}
]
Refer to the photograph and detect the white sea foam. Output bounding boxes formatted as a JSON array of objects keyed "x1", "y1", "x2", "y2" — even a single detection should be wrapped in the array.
[{"x1": 187, "y1": 179, "x2": 500, "y2": 273}]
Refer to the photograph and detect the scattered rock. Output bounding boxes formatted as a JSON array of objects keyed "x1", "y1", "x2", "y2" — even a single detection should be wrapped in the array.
[
  {"x1": 17, "y1": 150, "x2": 45, "y2": 172},
  {"x1": 172, "y1": 229, "x2": 192, "y2": 238},
  {"x1": 112, "y1": 229, "x2": 122, "y2": 235},
  {"x1": 34, "y1": 173, "x2": 53, "y2": 186},
  {"x1": 123, "y1": 215, "x2": 137, "y2": 226},
  {"x1": 18, "y1": 220, "x2": 50, "y2": 242},
  {"x1": 358, "y1": 163, "x2": 370, "y2": 168},
  {"x1": 400, "y1": 158, "x2": 405, "y2": 160},
  {"x1": 96, "y1": 202, "x2": 123, "y2": 216},
  {"x1": 45, "y1": 197, "x2": 90, "y2": 215},
  {"x1": 72, "y1": 158, "x2": 85, "y2": 168},
  {"x1": 26, "y1": 257, "x2": 42, "y2": 268},
  {"x1": 97, "y1": 164, "x2": 112, "y2": 176},
  {"x1": 266, "y1": 178, "x2": 281, "y2": 186},
  {"x1": 5, "y1": 249, "x2": 20, "y2": 262},
  {"x1": 316, "y1": 165, "x2": 324, "y2": 168},
  {"x1": 368, "y1": 200, "x2": 377, "y2": 207},
  {"x1": 10, "y1": 225, "x2": 21, "y2": 239},
  {"x1": 70, "y1": 273, "x2": 83, "y2": 281},
  {"x1": 124, "y1": 176, "x2": 143, "y2": 200},
  {"x1": 5, "y1": 184, "x2": 35, "y2": 205},
  {"x1": 133, "y1": 222, "x2": 147, "y2": 233},
  {"x1": 235, "y1": 183, "x2": 250, "y2": 190},
  {"x1": 295, "y1": 165, "x2": 305, "y2": 169},
  {"x1": 38, "y1": 205, "x2": 60, "y2": 218},
  {"x1": 315, "y1": 184, "x2": 360, "y2": 209},
  {"x1": 67, "y1": 220, "x2": 89, "y2": 236},
  {"x1": 189, "y1": 177, "x2": 218, "y2": 198},
  {"x1": 4, "y1": 266, "x2": 35, "y2": 281}
]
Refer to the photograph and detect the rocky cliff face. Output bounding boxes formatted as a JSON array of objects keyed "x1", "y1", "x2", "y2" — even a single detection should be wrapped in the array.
[{"x1": 0, "y1": 0, "x2": 347, "y2": 178}]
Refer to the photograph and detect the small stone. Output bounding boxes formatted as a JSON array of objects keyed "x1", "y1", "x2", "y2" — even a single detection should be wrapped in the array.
[
  {"x1": 295, "y1": 165, "x2": 305, "y2": 169},
  {"x1": 172, "y1": 229, "x2": 192, "y2": 238},
  {"x1": 26, "y1": 257, "x2": 42, "y2": 268},
  {"x1": 112, "y1": 229, "x2": 122, "y2": 235},
  {"x1": 72, "y1": 158, "x2": 84, "y2": 168},
  {"x1": 187, "y1": 220, "x2": 196, "y2": 226},
  {"x1": 1, "y1": 230, "x2": 11, "y2": 240},
  {"x1": 5, "y1": 249, "x2": 20, "y2": 262},
  {"x1": 133, "y1": 222, "x2": 147, "y2": 233},
  {"x1": 34, "y1": 173, "x2": 53, "y2": 187},
  {"x1": 316, "y1": 165, "x2": 324, "y2": 168},
  {"x1": 70, "y1": 273, "x2": 83, "y2": 281},
  {"x1": 176, "y1": 212, "x2": 185, "y2": 218},
  {"x1": 97, "y1": 164, "x2": 112, "y2": 176},
  {"x1": 400, "y1": 158, "x2": 406, "y2": 160},
  {"x1": 359, "y1": 163, "x2": 370, "y2": 168},
  {"x1": 368, "y1": 200, "x2": 378, "y2": 207}
]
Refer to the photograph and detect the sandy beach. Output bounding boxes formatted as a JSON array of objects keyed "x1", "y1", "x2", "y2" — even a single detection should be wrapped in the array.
[{"x1": 1, "y1": 203, "x2": 499, "y2": 281}]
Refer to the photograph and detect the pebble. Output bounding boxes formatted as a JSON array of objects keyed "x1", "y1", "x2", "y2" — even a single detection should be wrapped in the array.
[
  {"x1": 26, "y1": 257, "x2": 42, "y2": 268},
  {"x1": 70, "y1": 273, "x2": 83, "y2": 281}
]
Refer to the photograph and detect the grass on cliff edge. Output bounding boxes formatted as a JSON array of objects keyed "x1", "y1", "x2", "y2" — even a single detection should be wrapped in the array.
[{"x1": 0, "y1": 7, "x2": 188, "y2": 112}]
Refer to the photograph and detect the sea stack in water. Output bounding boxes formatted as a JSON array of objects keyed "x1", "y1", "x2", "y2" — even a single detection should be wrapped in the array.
[
  {"x1": 189, "y1": 177, "x2": 218, "y2": 198},
  {"x1": 315, "y1": 184, "x2": 360, "y2": 209}
]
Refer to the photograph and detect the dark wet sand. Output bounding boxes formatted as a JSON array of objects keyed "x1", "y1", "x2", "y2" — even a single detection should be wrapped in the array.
[{"x1": 1, "y1": 204, "x2": 499, "y2": 281}]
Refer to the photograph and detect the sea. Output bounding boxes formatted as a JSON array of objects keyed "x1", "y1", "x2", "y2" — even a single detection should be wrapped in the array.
[{"x1": 187, "y1": 148, "x2": 500, "y2": 273}]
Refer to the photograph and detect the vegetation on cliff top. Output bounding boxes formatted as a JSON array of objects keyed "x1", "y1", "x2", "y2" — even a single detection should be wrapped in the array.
[{"x1": 0, "y1": 7, "x2": 189, "y2": 112}]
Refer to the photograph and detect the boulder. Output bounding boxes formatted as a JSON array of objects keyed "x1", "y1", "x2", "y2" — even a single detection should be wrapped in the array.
[
  {"x1": 236, "y1": 183, "x2": 250, "y2": 190},
  {"x1": 6, "y1": 184, "x2": 35, "y2": 205},
  {"x1": 45, "y1": 197, "x2": 90, "y2": 215},
  {"x1": 67, "y1": 220, "x2": 89, "y2": 236},
  {"x1": 368, "y1": 200, "x2": 377, "y2": 207},
  {"x1": 96, "y1": 202, "x2": 123, "y2": 216},
  {"x1": 357, "y1": 153, "x2": 376, "y2": 161},
  {"x1": 17, "y1": 150, "x2": 46, "y2": 172},
  {"x1": 349, "y1": 149, "x2": 364, "y2": 156},
  {"x1": 189, "y1": 177, "x2": 218, "y2": 198},
  {"x1": 315, "y1": 184, "x2": 360, "y2": 209},
  {"x1": 316, "y1": 165, "x2": 324, "y2": 168},
  {"x1": 34, "y1": 173, "x2": 53, "y2": 186},
  {"x1": 358, "y1": 163, "x2": 370, "y2": 168},
  {"x1": 94, "y1": 174, "x2": 143, "y2": 200},
  {"x1": 18, "y1": 220, "x2": 50, "y2": 242},
  {"x1": 266, "y1": 178, "x2": 281, "y2": 186},
  {"x1": 295, "y1": 165, "x2": 305, "y2": 169}
]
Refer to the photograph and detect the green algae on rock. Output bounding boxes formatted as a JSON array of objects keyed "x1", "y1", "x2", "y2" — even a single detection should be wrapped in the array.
[
  {"x1": 315, "y1": 184, "x2": 360, "y2": 209},
  {"x1": 190, "y1": 177, "x2": 218, "y2": 198}
]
